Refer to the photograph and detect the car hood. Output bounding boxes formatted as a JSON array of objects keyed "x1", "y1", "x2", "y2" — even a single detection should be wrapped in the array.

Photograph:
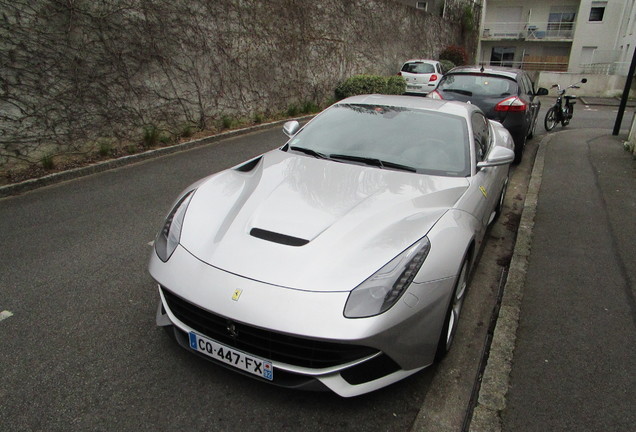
[{"x1": 179, "y1": 149, "x2": 469, "y2": 292}]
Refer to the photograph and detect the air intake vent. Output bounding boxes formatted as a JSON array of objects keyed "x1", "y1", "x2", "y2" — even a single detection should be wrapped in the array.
[
  {"x1": 161, "y1": 287, "x2": 379, "y2": 369},
  {"x1": 250, "y1": 228, "x2": 309, "y2": 246},
  {"x1": 234, "y1": 156, "x2": 262, "y2": 172}
]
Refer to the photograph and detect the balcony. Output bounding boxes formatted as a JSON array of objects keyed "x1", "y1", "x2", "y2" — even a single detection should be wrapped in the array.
[
  {"x1": 487, "y1": 57, "x2": 569, "y2": 72},
  {"x1": 482, "y1": 22, "x2": 576, "y2": 41}
]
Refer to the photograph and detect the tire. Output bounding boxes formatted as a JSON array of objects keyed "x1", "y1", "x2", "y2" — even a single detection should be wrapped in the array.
[
  {"x1": 528, "y1": 111, "x2": 538, "y2": 139},
  {"x1": 527, "y1": 117, "x2": 536, "y2": 140},
  {"x1": 562, "y1": 105, "x2": 571, "y2": 127},
  {"x1": 491, "y1": 176, "x2": 508, "y2": 224},
  {"x1": 513, "y1": 133, "x2": 525, "y2": 164},
  {"x1": 544, "y1": 106, "x2": 558, "y2": 131},
  {"x1": 435, "y1": 258, "x2": 469, "y2": 361}
]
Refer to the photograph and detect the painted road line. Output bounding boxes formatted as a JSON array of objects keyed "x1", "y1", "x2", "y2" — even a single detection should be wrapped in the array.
[{"x1": 0, "y1": 310, "x2": 14, "y2": 321}]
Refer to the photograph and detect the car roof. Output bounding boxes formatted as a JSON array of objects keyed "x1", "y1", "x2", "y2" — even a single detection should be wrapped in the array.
[
  {"x1": 446, "y1": 65, "x2": 522, "y2": 80},
  {"x1": 335, "y1": 94, "x2": 480, "y2": 118},
  {"x1": 402, "y1": 59, "x2": 440, "y2": 65}
]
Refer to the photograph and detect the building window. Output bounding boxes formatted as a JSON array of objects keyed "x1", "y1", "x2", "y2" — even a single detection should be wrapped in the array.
[
  {"x1": 548, "y1": 6, "x2": 577, "y2": 37},
  {"x1": 589, "y1": 2, "x2": 607, "y2": 22},
  {"x1": 416, "y1": 1, "x2": 428, "y2": 11},
  {"x1": 490, "y1": 47, "x2": 515, "y2": 67}
]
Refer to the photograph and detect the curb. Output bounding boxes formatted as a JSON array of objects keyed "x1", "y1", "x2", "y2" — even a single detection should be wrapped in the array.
[
  {"x1": 468, "y1": 133, "x2": 551, "y2": 431},
  {"x1": 0, "y1": 116, "x2": 312, "y2": 199}
]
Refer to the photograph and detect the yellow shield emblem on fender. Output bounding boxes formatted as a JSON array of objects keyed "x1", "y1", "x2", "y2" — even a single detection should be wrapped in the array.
[{"x1": 232, "y1": 289, "x2": 243, "y2": 301}]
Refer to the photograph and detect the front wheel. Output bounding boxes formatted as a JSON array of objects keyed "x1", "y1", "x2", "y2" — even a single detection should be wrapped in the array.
[
  {"x1": 435, "y1": 258, "x2": 469, "y2": 361},
  {"x1": 544, "y1": 106, "x2": 558, "y2": 131},
  {"x1": 562, "y1": 105, "x2": 572, "y2": 126}
]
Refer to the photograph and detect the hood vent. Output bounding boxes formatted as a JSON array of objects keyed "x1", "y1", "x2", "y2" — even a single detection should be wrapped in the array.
[
  {"x1": 250, "y1": 228, "x2": 309, "y2": 247},
  {"x1": 235, "y1": 156, "x2": 263, "y2": 172}
]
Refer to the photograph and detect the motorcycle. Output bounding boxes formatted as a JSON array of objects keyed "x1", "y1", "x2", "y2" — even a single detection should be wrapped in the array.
[{"x1": 544, "y1": 78, "x2": 587, "y2": 131}]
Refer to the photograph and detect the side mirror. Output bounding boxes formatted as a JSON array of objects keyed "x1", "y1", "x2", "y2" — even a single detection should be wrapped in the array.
[
  {"x1": 536, "y1": 87, "x2": 549, "y2": 96},
  {"x1": 477, "y1": 146, "x2": 515, "y2": 168},
  {"x1": 581, "y1": 78, "x2": 588, "y2": 84},
  {"x1": 283, "y1": 120, "x2": 300, "y2": 137}
]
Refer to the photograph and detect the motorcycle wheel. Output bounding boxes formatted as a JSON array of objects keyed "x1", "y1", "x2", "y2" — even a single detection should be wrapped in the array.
[
  {"x1": 544, "y1": 107, "x2": 558, "y2": 131},
  {"x1": 562, "y1": 105, "x2": 571, "y2": 126}
]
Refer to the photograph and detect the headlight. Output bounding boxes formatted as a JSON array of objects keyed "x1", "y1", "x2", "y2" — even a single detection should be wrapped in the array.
[
  {"x1": 154, "y1": 190, "x2": 195, "y2": 262},
  {"x1": 344, "y1": 237, "x2": 431, "y2": 318}
]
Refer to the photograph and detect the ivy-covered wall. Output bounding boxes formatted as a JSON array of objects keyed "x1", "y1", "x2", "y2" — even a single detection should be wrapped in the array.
[{"x1": 0, "y1": 0, "x2": 474, "y2": 166}]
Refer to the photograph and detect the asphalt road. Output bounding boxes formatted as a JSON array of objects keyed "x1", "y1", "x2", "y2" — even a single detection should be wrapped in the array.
[{"x1": 0, "y1": 103, "x2": 627, "y2": 431}]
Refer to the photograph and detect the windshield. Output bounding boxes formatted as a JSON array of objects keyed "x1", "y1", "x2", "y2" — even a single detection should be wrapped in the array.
[
  {"x1": 401, "y1": 62, "x2": 436, "y2": 74},
  {"x1": 438, "y1": 74, "x2": 518, "y2": 97},
  {"x1": 285, "y1": 104, "x2": 470, "y2": 177}
]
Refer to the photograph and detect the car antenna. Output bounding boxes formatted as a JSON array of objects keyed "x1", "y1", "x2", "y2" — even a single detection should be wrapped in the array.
[{"x1": 480, "y1": 65, "x2": 485, "y2": 73}]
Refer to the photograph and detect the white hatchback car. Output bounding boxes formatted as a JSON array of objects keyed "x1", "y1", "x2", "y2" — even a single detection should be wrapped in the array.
[{"x1": 399, "y1": 59, "x2": 444, "y2": 95}]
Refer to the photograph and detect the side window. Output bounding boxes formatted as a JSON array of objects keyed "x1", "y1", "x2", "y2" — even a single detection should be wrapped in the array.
[
  {"x1": 520, "y1": 74, "x2": 533, "y2": 95},
  {"x1": 471, "y1": 112, "x2": 490, "y2": 161}
]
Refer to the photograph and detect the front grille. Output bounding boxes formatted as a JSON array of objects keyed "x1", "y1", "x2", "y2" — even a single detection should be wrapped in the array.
[{"x1": 161, "y1": 287, "x2": 378, "y2": 369}]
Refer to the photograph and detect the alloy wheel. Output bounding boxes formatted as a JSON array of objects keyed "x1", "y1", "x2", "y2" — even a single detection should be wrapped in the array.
[{"x1": 445, "y1": 259, "x2": 469, "y2": 351}]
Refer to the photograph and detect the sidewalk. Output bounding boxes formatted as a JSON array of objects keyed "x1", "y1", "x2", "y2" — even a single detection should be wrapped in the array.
[{"x1": 471, "y1": 129, "x2": 636, "y2": 431}]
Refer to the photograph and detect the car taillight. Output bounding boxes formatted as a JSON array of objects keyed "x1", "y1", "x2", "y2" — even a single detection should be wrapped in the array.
[
  {"x1": 495, "y1": 97, "x2": 527, "y2": 112},
  {"x1": 397, "y1": 72, "x2": 402, "y2": 76},
  {"x1": 429, "y1": 74, "x2": 438, "y2": 81},
  {"x1": 427, "y1": 90, "x2": 443, "y2": 99}
]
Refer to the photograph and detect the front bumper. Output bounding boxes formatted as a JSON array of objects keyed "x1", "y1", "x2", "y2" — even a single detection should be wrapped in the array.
[{"x1": 150, "y1": 245, "x2": 455, "y2": 397}]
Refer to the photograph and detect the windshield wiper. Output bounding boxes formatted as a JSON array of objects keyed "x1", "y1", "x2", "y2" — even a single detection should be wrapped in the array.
[
  {"x1": 442, "y1": 88, "x2": 473, "y2": 96},
  {"x1": 289, "y1": 146, "x2": 327, "y2": 159},
  {"x1": 330, "y1": 154, "x2": 416, "y2": 172}
]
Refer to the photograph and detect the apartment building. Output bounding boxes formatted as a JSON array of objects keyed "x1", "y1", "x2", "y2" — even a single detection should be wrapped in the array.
[{"x1": 477, "y1": 0, "x2": 635, "y2": 74}]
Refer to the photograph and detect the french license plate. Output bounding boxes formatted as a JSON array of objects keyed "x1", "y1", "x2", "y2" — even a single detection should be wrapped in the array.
[{"x1": 189, "y1": 332, "x2": 273, "y2": 380}]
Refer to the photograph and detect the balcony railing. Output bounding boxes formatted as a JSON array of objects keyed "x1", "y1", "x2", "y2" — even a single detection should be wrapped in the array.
[
  {"x1": 482, "y1": 22, "x2": 576, "y2": 41},
  {"x1": 486, "y1": 58, "x2": 569, "y2": 72},
  {"x1": 582, "y1": 62, "x2": 631, "y2": 76}
]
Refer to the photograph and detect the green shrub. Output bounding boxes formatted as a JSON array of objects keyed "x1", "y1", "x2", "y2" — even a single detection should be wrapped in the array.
[
  {"x1": 462, "y1": 5, "x2": 475, "y2": 34},
  {"x1": 159, "y1": 133, "x2": 171, "y2": 145},
  {"x1": 98, "y1": 141, "x2": 112, "y2": 156},
  {"x1": 253, "y1": 113, "x2": 264, "y2": 124},
  {"x1": 439, "y1": 45, "x2": 468, "y2": 66},
  {"x1": 439, "y1": 59, "x2": 456, "y2": 74},
  {"x1": 143, "y1": 125, "x2": 160, "y2": 147},
  {"x1": 180, "y1": 124, "x2": 194, "y2": 138},
  {"x1": 221, "y1": 115, "x2": 235, "y2": 129},
  {"x1": 335, "y1": 75, "x2": 406, "y2": 100},
  {"x1": 286, "y1": 104, "x2": 300, "y2": 117},
  {"x1": 301, "y1": 101, "x2": 320, "y2": 114},
  {"x1": 385, "y1": 76, "x2": 407, "y2": 95},
  {"x1": 41, "y1": 154, "x2": 55, "y2": 169}
]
